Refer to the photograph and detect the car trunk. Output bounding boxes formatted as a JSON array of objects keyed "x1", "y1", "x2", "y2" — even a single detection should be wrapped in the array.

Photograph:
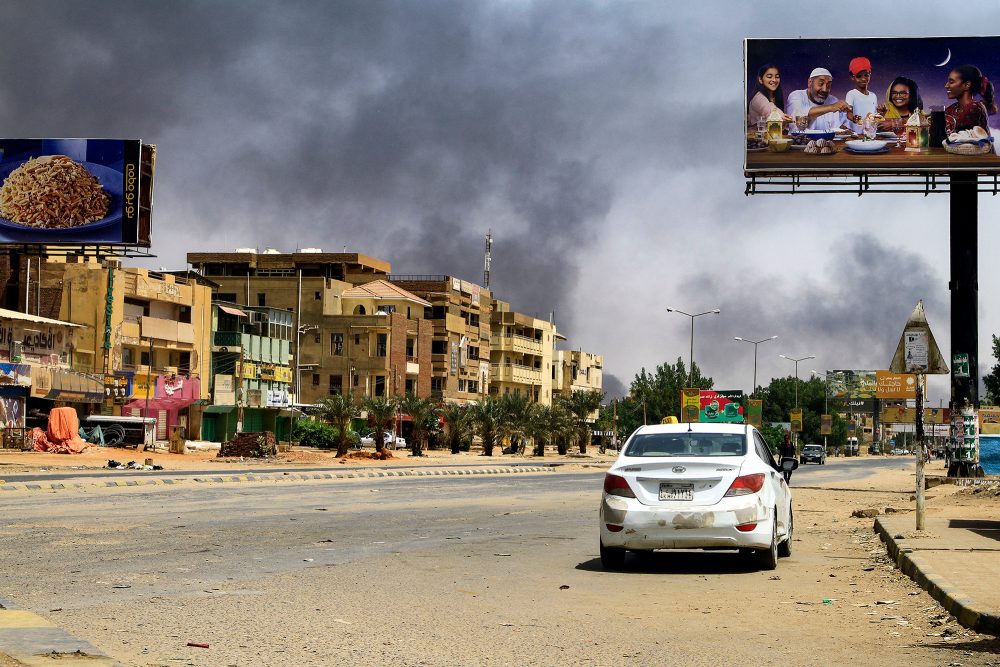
[{"x1": 617, "y1": 457, "x2": 744, "y2": 507}]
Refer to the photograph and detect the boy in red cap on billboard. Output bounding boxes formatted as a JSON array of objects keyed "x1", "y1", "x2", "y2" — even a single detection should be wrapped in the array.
[{"x1": 845, "y1": 56, "x2": 879, "y2": 134}]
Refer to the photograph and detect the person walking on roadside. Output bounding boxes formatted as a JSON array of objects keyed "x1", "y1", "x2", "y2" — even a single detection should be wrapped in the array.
[{"x1": 779, "y1": 432, "x2": 797, "y2": 484}]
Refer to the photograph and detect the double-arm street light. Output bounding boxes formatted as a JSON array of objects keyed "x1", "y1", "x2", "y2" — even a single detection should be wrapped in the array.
[
  {"x1": 734, "y1": 335, "x2": 778, "y2": 397},
  {"x1": 780, "y1": 353, "x2": 815, "y2": 447},
  {"x1": 666, "y1": 307, "x2": 720, "y2": 386},
  {"x1": 812, "y1": 370, "x2": 830, "y2": 450}
]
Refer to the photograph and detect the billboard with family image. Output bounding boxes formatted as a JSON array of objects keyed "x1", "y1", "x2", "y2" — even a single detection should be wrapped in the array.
[
  {"x1": 0, "y1": 139, "x2": 146, "y2": 245},
  {"x1": 745, "y1": 37, "x2": 1000, "y2": 173}
]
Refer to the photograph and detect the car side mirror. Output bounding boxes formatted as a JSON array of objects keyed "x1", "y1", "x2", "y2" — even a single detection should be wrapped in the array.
[{"x1": 780, "y1": 457, "x2": 798, "y2": 472}]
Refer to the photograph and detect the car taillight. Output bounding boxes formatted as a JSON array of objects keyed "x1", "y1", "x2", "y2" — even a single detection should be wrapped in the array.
[
  {"x1": 724, "y1": 473, "x2": 765, "y2": 497},
  {"x1": 603, "y1": 473, "x2": 636, "y2": 498}
]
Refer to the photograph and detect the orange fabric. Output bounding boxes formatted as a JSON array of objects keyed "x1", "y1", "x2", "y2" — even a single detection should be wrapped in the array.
[{"x1": 34, "y1": 407, "x2": 88, "y2": 454}]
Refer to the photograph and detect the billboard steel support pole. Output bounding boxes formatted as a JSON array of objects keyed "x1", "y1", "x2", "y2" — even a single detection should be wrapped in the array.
[{"x1": 949, "y1": 172, "x2": 982, "y2": 477}]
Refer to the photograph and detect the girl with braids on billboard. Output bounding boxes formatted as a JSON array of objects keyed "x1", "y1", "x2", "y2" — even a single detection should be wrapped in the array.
[{"x1": 945, "y1": 64, "x2": 997, "y2": 132}]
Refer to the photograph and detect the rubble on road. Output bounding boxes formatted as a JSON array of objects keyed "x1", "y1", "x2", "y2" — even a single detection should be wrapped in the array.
[{"x1": 218, "y1": 431, "x2": 277, "y2": 458}]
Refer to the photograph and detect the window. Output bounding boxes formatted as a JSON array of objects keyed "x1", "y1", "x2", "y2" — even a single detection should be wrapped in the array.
[
  {"x1": 329, "y1": 375, "x2": 343, "y2": 394},
  {"x1": 376, "y1": 333, "x2": 387, "y2": 357},
  {"x1": 431, "y1": 377, "x2": 443, "y2": 392},
  {"x1": 312, "y1": 373, "x2": 320, "y2": 386},
  {"x1": 406, "y1": 339, "x2": 414, "y2": 357},
  {"x1": 405, "y1": 379, "x2": 415, "y2": 394},
  {"x1": 426, "y1": 305, "x2": 446, "y2": 320},
  {"x1": 314, "y1": 334, "x2": 321, "y2": 344},
  {"x1": 467, "y1": 380, "x2": 478, "y2": 394},
  {"x1": 332, "y1": 333, "x2": 344, "y2": 356},
  {"x1": 467, "y1": 346, "x2": 479, "y2": 360},
  {"x1": 468, "y1": 313, "x2": 479, "y2": 327},
  {"x1": 354, "y1": 334, "x2": 361, "y2": 346},
  {"x1": 140, "y1": 349, "x2": 151, "y2": 366},
  {"x1": 122, "y1": 347, "x2": 134, "y2": 367},
  {"x1": 257, "y1": 293, "x2": 266, "y2": 307},
  {"x1": 458, "y1": 379, "x2": 467, "y2": 392},
  {"x1": 179, "y1": 305, "x2": 192, "y2": 324},
  {"x1": 378, "y1": 305, "x2": 396, "y2": 314},
  {"x1": 216, "y1": 293, "x2": 237, "y2": 302},
  {"x1": 431, "y1": 340, "x2": 446, "y2": 355},
  {"x1": 374, "y1": 375, "x2": 386, "y2": 397},
  {"x1": 314, "y1": 291, "x2": 321, "y2": 300},
  {"x1": 353, "y1": 305, "x2": 366, "y2": 315}
]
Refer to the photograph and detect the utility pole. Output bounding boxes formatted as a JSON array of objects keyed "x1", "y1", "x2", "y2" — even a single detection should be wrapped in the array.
[
  {"x1": 236, "y1": 343, "x2": 245, "y2": 434},
  {"x1": 915, "y1": 372, "x2": 926, "y2": 530}
]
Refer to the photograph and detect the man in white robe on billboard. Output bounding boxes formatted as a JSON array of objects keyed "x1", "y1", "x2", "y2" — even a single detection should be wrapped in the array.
[{"x1": 786, "y1": 67, "x2": 852, "y2": 131}]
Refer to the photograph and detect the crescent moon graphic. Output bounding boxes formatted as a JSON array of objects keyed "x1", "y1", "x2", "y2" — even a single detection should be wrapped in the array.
[{"x1": 935, "y1": 48, "x2": 952, "y2": 67}]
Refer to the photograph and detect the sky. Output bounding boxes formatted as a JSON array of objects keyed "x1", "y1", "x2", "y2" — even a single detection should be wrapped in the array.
[{"x1": 3, "y1": 1, "x2": 1000, "y2": 405}]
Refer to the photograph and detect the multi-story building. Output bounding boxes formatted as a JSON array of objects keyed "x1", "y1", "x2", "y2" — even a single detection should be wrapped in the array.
[
  {"x1": 387, "y1": 276, "x2": 492, "y2": 405},
  {"x1": 553, "y1": 350, "x2": 604, "y2": 398},
  {"x1": 204, "y1": 302, "x2": 294, "y2": 442},
  {"x1": 187, "y1": 250, "x2": 433, "y2": 405},
  {"x1": 487, "y1": 299, "x2": 560, "y2": 405},
  {"x1": 37, "y1": 258, "x2": 212, "y2": 440}
]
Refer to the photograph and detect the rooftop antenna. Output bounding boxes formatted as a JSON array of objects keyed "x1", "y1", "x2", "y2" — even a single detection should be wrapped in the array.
[{"x1": 483, "y1": 229, "x2": 492, "y2": 289}]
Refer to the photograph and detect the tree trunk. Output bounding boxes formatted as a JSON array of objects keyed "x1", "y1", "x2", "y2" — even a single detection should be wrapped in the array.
[
  {"x1": 578, "y1": 426, "x2": 588, "y2": 454},
  {"x1": 483, "y1": 433, "x2": 494, "y2": 456},
  {"x1": 335, "y1": 435, "x2": 349, "y2": 458}
]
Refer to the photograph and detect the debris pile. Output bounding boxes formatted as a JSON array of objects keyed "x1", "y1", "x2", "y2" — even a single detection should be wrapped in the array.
[
  {"x1": 31, "y1": 407, "x2": 88, "y2": 454},
  {"x1": 218, "y1": 431, "x2": 277, "y2": 458}
]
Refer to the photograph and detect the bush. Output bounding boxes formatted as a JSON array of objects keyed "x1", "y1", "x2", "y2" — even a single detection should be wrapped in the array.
[{"x1": 292, "y1": 420, "x2": 337, "y2": 449}]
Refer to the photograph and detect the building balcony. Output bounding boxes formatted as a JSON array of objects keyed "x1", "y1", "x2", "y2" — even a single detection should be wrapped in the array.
[
  {"x1": 490, "y1": 363, "x2": 542, "y2": 384},
  {"x1": 141, "y1": 316, "x2": 195, "y2": 345},
  {"x1": 490, "y1": 334, "x2": 542, "y2": 355}
]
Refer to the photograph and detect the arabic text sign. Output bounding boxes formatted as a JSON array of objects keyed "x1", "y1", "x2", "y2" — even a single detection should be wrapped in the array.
[
  {"x1": 828, "y1": 370, "x2": 876, "y2": 399},
  {"x1": 875, "y1": 370, "x2": 917, "y2": 399},
  {"x1": 699, "y1": 390, "x2": 744, "y2": 423},
  {"x1": 904, "y1": 330, "x2": 929, "y2": 372}
]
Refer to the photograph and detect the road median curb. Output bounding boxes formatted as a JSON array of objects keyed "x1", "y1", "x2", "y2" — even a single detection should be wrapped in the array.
[
  {"x1": 0, "y1": 466, "x2": 557, "y2": 494},
  {"x1": 874, "y1": 517, "x2": 1000, "y2": 636},
  {"x1": 0, "y1": 596, "x2": 119, "y2": 666}
]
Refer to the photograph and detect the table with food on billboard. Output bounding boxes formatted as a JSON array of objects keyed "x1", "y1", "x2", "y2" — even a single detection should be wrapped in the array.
[{"x1": 745, "y1": 37, "x2": 1000, "y2": 173}]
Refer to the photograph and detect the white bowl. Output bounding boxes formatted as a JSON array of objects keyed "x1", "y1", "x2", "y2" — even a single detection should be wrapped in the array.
[{"x1": 845, "y1": 139, "x2": 887, "y2": 152}]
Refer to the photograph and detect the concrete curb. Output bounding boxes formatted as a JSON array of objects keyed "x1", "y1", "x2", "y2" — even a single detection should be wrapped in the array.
[
  {"x1": 0, "y1": 466, "x2": 557, "y2": 494},
  {"x1": 874, "y1": 517, "x2": 1000, "y2": 636},
  {"x1": 0, "y1": 596, "x2": 120, "y2": 666}
]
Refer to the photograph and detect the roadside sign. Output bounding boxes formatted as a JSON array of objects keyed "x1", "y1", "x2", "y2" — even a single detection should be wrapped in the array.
[
  {"x1": 889, "y1": 301, "x2": 949, "y2": 375},
  {"x1": 681, "y1": 388, "x2": 700, "y2": 423},
  {"x1": 953, "y1": 353, "x2": 970, "y2": 378},
  {"x1": 790, "y1": 408, "x2": 803, "y2": 432},
  {"x1": 747, "y1": 400, "x2": 763, "y2": 427},
  {"x1": 821, "y1": 414, "x2": 832, "y2": 435},
  {"x1": 875, "y1": 370, "x2": 917, "y2": 399}
]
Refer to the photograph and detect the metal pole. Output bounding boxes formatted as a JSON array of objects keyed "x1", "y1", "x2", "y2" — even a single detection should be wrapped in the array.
[
  {"x1": 144, "y1": 337, "x2": 153, "y2": 450},
  {"x1": 688, "y1": 316, "x2": 695, "y2": 387},
  {"x1": 295, "y1": 268, "x2": 302, "y2": 406},
  {"x1": 915, "y1": 373, "x2": 925, "y2": 530},
  {"x1": 950, "y1": 171, "x2": 980, "y2": 477}
]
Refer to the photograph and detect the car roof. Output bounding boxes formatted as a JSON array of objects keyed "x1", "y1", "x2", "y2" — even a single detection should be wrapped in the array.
[{"x1": 632, "y1": 423, "x2": 752, "y2": 435}]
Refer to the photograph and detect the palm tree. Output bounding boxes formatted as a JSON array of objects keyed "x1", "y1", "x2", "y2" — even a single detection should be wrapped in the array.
[
  {"x1": 467, "y1": 396, "x2": 506, "y2": 456},
  {"x1": 315, "y1": 393, "x2": 360, "y2": 457},
  {"x1": 561, "y1": 390, "x2": 605, "y2": 454},
  {"x1": 531, "y1": 402, "x2": 575, "y2": 456},
  {"x1": 440, "y1": 402, "x2": 471, "y2": 454},
  {"x1": 362, "y1": 395, "x2": 397, "y2": 454},
  {"x1": 400, "y1": 393, "x2": 436, "y2": 457},
  {"x1": 500, "y1": 392, "x2": 532, "y2": 455}
]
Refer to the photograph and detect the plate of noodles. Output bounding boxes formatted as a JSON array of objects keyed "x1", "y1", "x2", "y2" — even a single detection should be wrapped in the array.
[{"x1": 0, "y1": 155, "x2": 123, "y2": 234}]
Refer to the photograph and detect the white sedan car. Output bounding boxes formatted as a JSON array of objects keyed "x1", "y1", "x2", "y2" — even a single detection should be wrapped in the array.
[
  {"x1": 599, "y1": 423, "x2": 795, "y2": 570},
  {"x1": 359, "y1": 431, "x2": 407, "y2": 450}
]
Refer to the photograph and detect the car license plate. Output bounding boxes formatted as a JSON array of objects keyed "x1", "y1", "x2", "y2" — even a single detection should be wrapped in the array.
[{"x1": 659, "y1": 482, "x2": 693, "y2": 501}]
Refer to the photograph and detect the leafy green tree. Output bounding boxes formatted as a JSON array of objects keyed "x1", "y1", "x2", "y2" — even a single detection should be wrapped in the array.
[
  {"x1": 468, "y1": 396, "x2": 506, "y2": 456},
  {"x1": 315, "y1": 394, "x2": 361, "y2": 457},
  {"x1": 984, "y1": 334, "x2": 1000, "y2": 406},
  {"x1": 440, "y1": 403, "x2": 471, "y2": 454},
  {"x1": 500, "y1": 392, "x2": 532, "y2": 454},
  {"x1": 560, "y1": 390, "x2": 604, "y2": 454},
  {"x1": 528, "y1": 402, "x2": 574, "y2": 456},
  {"x1": 602, "y1": 358, "x2": 712, "y2": 438},
  {"x1": 362, "y1": 395, "x2": 398, "y2": 453},
  {"x1": 292, "y1": 419, "x2": 337, "y2": 449},
  {"x1": 400, "y1": 394, "x2": 436, "y2": 457}
]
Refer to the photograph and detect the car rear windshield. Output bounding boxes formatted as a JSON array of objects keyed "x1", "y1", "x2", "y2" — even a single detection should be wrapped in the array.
[
  {"x1": 803, "y1": 446, "x2": 822, "y2": 452},
  {"x1": 623, "y1": 433, "x2": 747, "y2": 457}
]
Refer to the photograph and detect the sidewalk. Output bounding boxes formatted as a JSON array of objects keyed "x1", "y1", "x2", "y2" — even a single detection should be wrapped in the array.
[
  {"x1": 875, "y1": 485, "x2": 1000, "y2": 636},
  {"x1": 0, "y1": 596, "x2": 119, "y2": 667}
]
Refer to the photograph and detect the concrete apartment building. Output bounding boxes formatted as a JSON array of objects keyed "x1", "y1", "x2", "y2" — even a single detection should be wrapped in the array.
[
  {"x1": 488, "y1": 299, "x2": 560, "y2": 406},
  {"x1": 553, "y1": 350, "x2": 604, "y2": 398},
  {"x1": 187, "y1": 250, "x2": 433, "y2": 405},
  {"x1": 387, "y1": 276, "x2": 492, "y2": 405},
  {"x1": 31, "y1": 258, "x2": 213, "y2": 439}
]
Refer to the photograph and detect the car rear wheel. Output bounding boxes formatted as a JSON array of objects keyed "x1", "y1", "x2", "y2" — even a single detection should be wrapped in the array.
[
  {"x1": 754, "y1": 516, "x2": 778, "y2": 570},
  {"x1": 778, "y1": 509, "x2": 793, "y2": 558},
  {"x1": 600, "y1": 540, "x2": 626, "y2": 570}
]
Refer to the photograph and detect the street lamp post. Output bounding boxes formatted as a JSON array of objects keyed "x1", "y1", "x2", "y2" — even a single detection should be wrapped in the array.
[
  {"x1": 812, "y1": 370, "x2": 829, "y2": 451},
  {"x1": 666, "y1": 307, "x2": 721, "y2": 386},
  {"x1": 734, "y1": 335, "x2": 778, "y2": 398},
  {"x1": 779, "y1": 353, "x2": 815, "y2": 448}
]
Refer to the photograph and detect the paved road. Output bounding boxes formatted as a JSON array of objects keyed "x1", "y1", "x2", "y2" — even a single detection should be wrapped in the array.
[{"x1": 1, "y1": 464, "x2": 995, "y2": 666}]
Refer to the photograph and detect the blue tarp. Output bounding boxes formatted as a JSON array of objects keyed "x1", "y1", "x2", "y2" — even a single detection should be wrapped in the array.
[{"x1": 981, "y1": 435, "x2": 1000, "y2": 475}]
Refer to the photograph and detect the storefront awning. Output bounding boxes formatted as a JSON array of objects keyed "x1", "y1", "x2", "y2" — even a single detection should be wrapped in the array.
[
  {"x1": 218, "y1": 305, "x2": 248, "y2": 318},
  {"x1": 204, "y1": 405, "x2": 235, "y2": 414}
]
